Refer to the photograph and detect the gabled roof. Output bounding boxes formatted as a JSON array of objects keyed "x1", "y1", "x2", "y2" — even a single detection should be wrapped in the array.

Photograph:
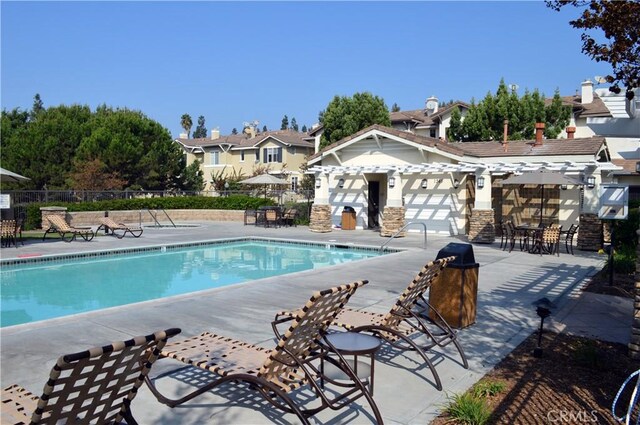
[
  {"x1": 390, "y1": 102, "x2": 469, "y2": 127},
  {"x1": 549, "y1": 94, "x2": 612, "y2": 118},
  {"x1": 457, "y1": 137, "x2": 607, "y2": 158},
  {"x1": 176, "y1": 130, "x2": 313, "y2": 150},
  {"x1": 309, "y1": 124, "x2": 608, "y2": 164}
]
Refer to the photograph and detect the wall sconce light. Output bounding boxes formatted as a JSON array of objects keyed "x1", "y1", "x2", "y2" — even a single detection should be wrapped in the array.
[
  {"x1": 315, "y1": 179, "x2": 321, "y2": 189},
  {"x1": 421, "y1": 178, "x2": 428, "y2": 189},
  {"x1": 388, "y1": 176, "x2": 395, "y2": 188},
  {"x1": 453, "y1": 178, "x2": 460, "y2": 189},
  {"x1": 477, "y1": 176, "x2": 485, "y2": 189},
  {"x1": 560, "y1": 184, "x2": 567, "y2": 190},
  {"x1": 338, "y1": 178, "x2": 345, "y2": 189},
  {"x1": 586, "y1": 176, "x2": 596, "y2": 189},
  {"x1": 636, "y1": 161, "x2": 640, "y2": 173}
]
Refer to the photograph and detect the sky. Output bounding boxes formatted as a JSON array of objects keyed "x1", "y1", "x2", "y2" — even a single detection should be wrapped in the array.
[{"x1": 1, "y1": 1, "x2": 613, "y2": 138}]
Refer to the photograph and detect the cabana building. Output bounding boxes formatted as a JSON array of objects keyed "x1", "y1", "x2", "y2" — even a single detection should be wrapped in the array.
[{"x1": 307, "y1": 124, "x2": 622, "y2": 250}]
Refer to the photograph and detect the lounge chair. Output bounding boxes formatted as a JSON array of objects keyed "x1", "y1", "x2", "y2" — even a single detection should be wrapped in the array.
[
  {"x1": 145, "y1": 280, "x2": 383, "y2": 424},
  {"x1": 1, "y1": 328, "x2": 181, "y2": 425},
  {"x1": 274, "y1": 256, "x2": 469, "y2": 391},
  {"x1": 96, "y1": 217, "x2": 144, "y2": 238},
  {"x1": 282, "y1": 208, "x2": 299, "y2": 227},
  {"x1": 43, "y1": 215, "x2": 95, "y2": 242}
]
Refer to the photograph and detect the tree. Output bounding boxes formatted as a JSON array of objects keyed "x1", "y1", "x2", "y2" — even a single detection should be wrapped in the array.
[
  {"x1": 319, "y1": 92, "x2": 391, "y2": 150},
  {"x1": 67, "y1": 159, "x2": 126, "y2": 190},
  {"x1": 192, "y1": 115, "x2": 207, "y2": 138},
  {"x1": 281, "y1": 115, "x2": 289, "y2": 130},
  {"x1": 454, "y1": 79, "x2": 571, "y2": 142},
  {"x1": 290, "y1": 117, "x2": 298, "y2": 131},
  {"x1": 31, "y1": 93, "x2": 44, "y2": 119},
  {"x1": 446, "y1": 106, "x2": 463, "y2": 141},
  {"x1": 262, "y1": 125, "x2": 268, "y2": 132},
  {"x1": 180, "y1": 113, "x2": 192, "y2": 137},
  {"x1": 181, "y1": 159, "x2": 205, "y2": 191},
  {"x1": 547, "y1": 0, "x2": 640, "y2": 99},
  {"x1": 231, "y1": 128, "x2": 238, "y2": 135},
  {"x1": 301, "y1": 124, "x2": 308, "y2": 132},
  {"x1": 391, "y1": 103, "x2": 401, "y2": 112}
]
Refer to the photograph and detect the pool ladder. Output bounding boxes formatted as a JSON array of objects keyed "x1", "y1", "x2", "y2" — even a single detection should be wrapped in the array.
[
  {"x1": 141, "y1": 209, "x2": 177, "y2": 228},
  {"x1": 379, "y1": 222, "x2": 427, "y2": 253}
]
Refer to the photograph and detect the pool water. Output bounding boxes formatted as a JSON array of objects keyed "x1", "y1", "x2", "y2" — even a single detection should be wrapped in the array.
[{"x1": 0, "y1": 240, "x2": 382, "y2": 327}]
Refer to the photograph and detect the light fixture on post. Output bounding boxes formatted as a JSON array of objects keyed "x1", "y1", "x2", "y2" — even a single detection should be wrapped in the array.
[
  {"x1": 388, "y1": 176, "x2": 395, "y2": 188},
  {"x1": 477, "y1": 176, "x2": 485, "y2": 189},
  {"x1": 586, "y1": 176, "x2": 596, "y2": 189},
  {"x1": 338, "y1": 178, "x2": 345, "y2": 189},
  {"x1": 421, "y1": 178, "x2": 428, "y2": 189},
  {"x1": 453, "y1": 178, "x2": 460, "y2": 189},
  {"x1": 315, "y1": 179, "x2": 321, "y2": 189}
]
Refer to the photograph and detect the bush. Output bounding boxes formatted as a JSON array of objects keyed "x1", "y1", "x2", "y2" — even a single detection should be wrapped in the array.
[
  {"x1": 25, "y1": 195, "x2": 275, "y2": 230},
  {"x1": 444, "y1": 392, "x2": 491, "y2": 425},
  {"x1": 471, "y1": 380, "x2": 506, "y2": 398},
  {"x1": 611, "y1": 202, "x2": 639, "y2": 249}
]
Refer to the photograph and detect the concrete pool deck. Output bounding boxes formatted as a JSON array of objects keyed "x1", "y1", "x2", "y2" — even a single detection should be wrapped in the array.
[{"x1": 0, "y1": 222, "x2": 632, "y2": 424}]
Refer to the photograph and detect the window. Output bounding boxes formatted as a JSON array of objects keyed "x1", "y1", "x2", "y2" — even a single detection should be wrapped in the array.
[
  {"x1": 209, "y1": 149, "x2": 219, "y2": 165},
  {"x1": 255, "y1": 149, "x2": 260, "y2": 162},
  {"x1": 430, "y1": 129, "x2": 437, "y2": 138},
  {"x1": 263, "y1": 147, "x2": 283, "y2": 163},
  {"x1": 240, "y1": 151, "x2": 245, "y2": 162},
  {"x1": 291, "y1": 176, "x2": 298, "y2": 191}
]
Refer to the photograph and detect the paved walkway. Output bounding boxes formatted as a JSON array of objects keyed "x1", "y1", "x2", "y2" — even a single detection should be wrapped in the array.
[{"x1": 0, "y1": 222, "x2": 632, "y2": 424}]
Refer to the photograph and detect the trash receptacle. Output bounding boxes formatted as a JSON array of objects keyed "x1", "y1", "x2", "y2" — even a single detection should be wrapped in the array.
[
  {"x1": 429, "y1": 243, "x2": 479, "y2": 328},
  {"x1": 341, "y1": 206, "x2": 356, "y2": 230}
]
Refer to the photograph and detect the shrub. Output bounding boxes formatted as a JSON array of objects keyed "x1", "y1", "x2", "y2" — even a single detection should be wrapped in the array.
[
  {"x1": 471, "y1": 380, "x2": 506, "y2": 398},
  {"x1": 444, "y1": 392, "x2": 491, "y2": 425},
  {"x1": 25, "y1": 195, "x2": 275, "y2": 229},
  {"x1": 611, "y1": 203, "x2": 639, "y2": 249}
]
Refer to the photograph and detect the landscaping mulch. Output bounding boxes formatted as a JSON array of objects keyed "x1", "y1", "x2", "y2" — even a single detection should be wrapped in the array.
[
  {"x1": 582, "y1": 268, "x2": 635, "y2": 299},
  {"x1": 432, "y1": 332, "x2": 640, "y2": 424}
]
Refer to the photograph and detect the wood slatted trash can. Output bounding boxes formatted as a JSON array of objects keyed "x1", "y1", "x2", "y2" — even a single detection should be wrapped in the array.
[
  {"x1": 428, "y1": 243, "x2": 479, "y2": 328},
  {"x1": 341, "y1": 206, "x2": 356, "y2": 230}
]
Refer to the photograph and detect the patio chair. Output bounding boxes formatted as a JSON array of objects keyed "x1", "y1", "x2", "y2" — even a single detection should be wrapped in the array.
[
  {"x1": 562, "y1": 224, "x2": 579, "y2": 255},
  {"x1": 274, "y1": 257, "x2": 469, "y2": 391},
  {"x1": 530, "y1": 226, "x2": 561, "y2": 256},
  {"x1": 1, "y1": 328, "x2": 181, "y2": 425},
  {"x1": 264, "y1": 208, "x2": 281, "y2": 228},
  {"x1": 1, "y1": 219, "x2": 17, "y2": 248},
  {"x1": 43, "y1": 215, "x2": 95, "y2": 242},
  {"x1": 96, "y1": 217, "x2": 143, "y2": 239},
  {"x1": 282, "y1": 208, "x2": 299, "y2": 227},
  {"x1": 145, "y1": 280, "x2": 383, "y2": 424},
  {"x1": 244, "y1": 208, "x2": 257, "y2": 225},
  {"x1": 502, "y1": 221, "x2": 516, "y2": 252}
]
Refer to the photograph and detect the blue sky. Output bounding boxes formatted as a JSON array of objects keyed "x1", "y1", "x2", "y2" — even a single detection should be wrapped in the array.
[{"x1": 1, "y1": 1, "x2": 611, "y2": 138}]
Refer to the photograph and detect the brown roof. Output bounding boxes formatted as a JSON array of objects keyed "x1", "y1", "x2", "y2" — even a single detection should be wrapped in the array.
[
  {"x1": 456, "y1": 137, "x2": 607, "y2": 158},
  {"x1": 390, "y1": 102, "x2": 469, "y2": 127},
  {"x1": 548, "y1": 94, "x2": 612, "y2": 118},
  {"x1": 310, "y1": 124, "x2": 606, "y2": 162},
  {"x1": 611, "y1": 159, "x2": 640, "y2": 175},
  {"x1": 177, "y1": 129, "x2": 313, "y2": 150}
]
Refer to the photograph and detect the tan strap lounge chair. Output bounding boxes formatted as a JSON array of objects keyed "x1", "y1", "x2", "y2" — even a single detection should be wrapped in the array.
[
  {"x1": 96, "y1": 217, "x2": 143, "y2": 239},
  {"x1": 145, "y1": 280, "x2": 383, "y2": 424},
  {"x1": 275, "y1": 256, "x2": 469, "y2": 391},
  {"x1": 43, "y1": 215, "x2": 95, "y2": 242},
  {"x1": 1, "y1": 328, "x2": 181, "y2": 424}
]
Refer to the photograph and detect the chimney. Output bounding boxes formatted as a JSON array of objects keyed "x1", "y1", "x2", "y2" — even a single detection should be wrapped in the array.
[
  {"x1": 211, "y1": 128, "x2": 220, "y2": 140},
  {"x1": 566, "y1": 126, "x2": 576, "y2": 139},
  {"x1": 502, "y1": 119, "x2": 509, "y2": 152},
  {"x1": 425, "y1": 96, "x2": 439, "y2": 116},
  {"x1": 534, "y1": 122, "x2": 545, "y2": 146},
  {"x1": 581, "y1": 80, "x2": 594, "y2": 104}
]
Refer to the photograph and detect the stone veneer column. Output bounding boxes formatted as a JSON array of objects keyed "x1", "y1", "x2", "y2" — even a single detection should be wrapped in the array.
[
  {"x1": 380, "y1": 206, "x2": 405, "y2": 237},
  {"x1": 309, "y1": 204, "x2": 332, "y2": 233},
  {"x1": 629, "y1": 227, "x2": 640, "y2": 359},
  {"x1": 40, "y1": 206, "x2": 67, "y2": 230},
  {"x1": 577, "y1": 213, "x2": 603, "y2": 251},
  {"x1": 468, "y1": 208, "x2": 495, "y2": 244}
]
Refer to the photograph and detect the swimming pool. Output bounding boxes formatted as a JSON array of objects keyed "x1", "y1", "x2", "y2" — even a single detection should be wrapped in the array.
[{"x1": 0, "y1": 239, "x2": 387, "y2": 327}]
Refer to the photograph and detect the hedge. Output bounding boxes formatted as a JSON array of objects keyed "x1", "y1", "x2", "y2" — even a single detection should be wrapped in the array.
[{"x1": 26, "y1": 195, "x2": 275, "y2": 230}]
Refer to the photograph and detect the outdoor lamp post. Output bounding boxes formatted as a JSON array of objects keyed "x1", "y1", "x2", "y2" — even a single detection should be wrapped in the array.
[
  {"x1": 532, "y1": 297, "x2": 556, "y2": 358},
  {"x1": 224, "y1": 181, "x2": 230, "y2": 196}
]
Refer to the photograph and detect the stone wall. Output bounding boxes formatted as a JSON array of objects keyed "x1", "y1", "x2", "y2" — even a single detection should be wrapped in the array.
[
  {"x1": 468, "y1": 208, "x2": 495, "y2": 244},
  {"x1": 309, "y1": 204, "x2": 332, "y2": 233},
  {"x1": 41, "y1": 209, "x2": 244, "y2": 228},
  {"x1": 629, "y1": 228, "x2": 640, "y2": 359},
  {"x1": 577, "y1": 213, "x2": 603, "y2": 251},
  {"x1": 380, "y1": 206, "x2": 406, "y2": 237},
  {"x1": 40, "y1": 207, "x2": 67, "y2": 231}
]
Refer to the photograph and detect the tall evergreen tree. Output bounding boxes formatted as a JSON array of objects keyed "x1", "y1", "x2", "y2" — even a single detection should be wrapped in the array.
[
  {"x1": 192, "y1": 115, "x2": 207, "y2": 138},
  {"x1": 262, "y1": 125, "x2": 268, "y2": 132},
  {"x1": 446, "y1": 106, "x2": 463, "y2": 142},
  {"x1": 180, "y1": 113, "x2": 192, "y2": 138},
  {"x1": 391, "y1": 103, "x2": 401, "y2": 112},
  {"x1": 31, "y1": 93, "x2": 44, "y2": 119},
  {"x1": 290, "y1": 117, "x2": 298, "y2": 131},
  {"x1": 301, "y1": 124, "x2": 308, "y2": 132},
  {"x1": 231, "y1": 128, "x2": 238, "y2": 135},
  {"x1": 281, "y1": 115, "x2": 289, "y2": 130}
]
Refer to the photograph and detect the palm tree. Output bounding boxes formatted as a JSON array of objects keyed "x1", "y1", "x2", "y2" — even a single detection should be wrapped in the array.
[{"x1": 180, "y1": 114, "x2": 193, "y2": 138}]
